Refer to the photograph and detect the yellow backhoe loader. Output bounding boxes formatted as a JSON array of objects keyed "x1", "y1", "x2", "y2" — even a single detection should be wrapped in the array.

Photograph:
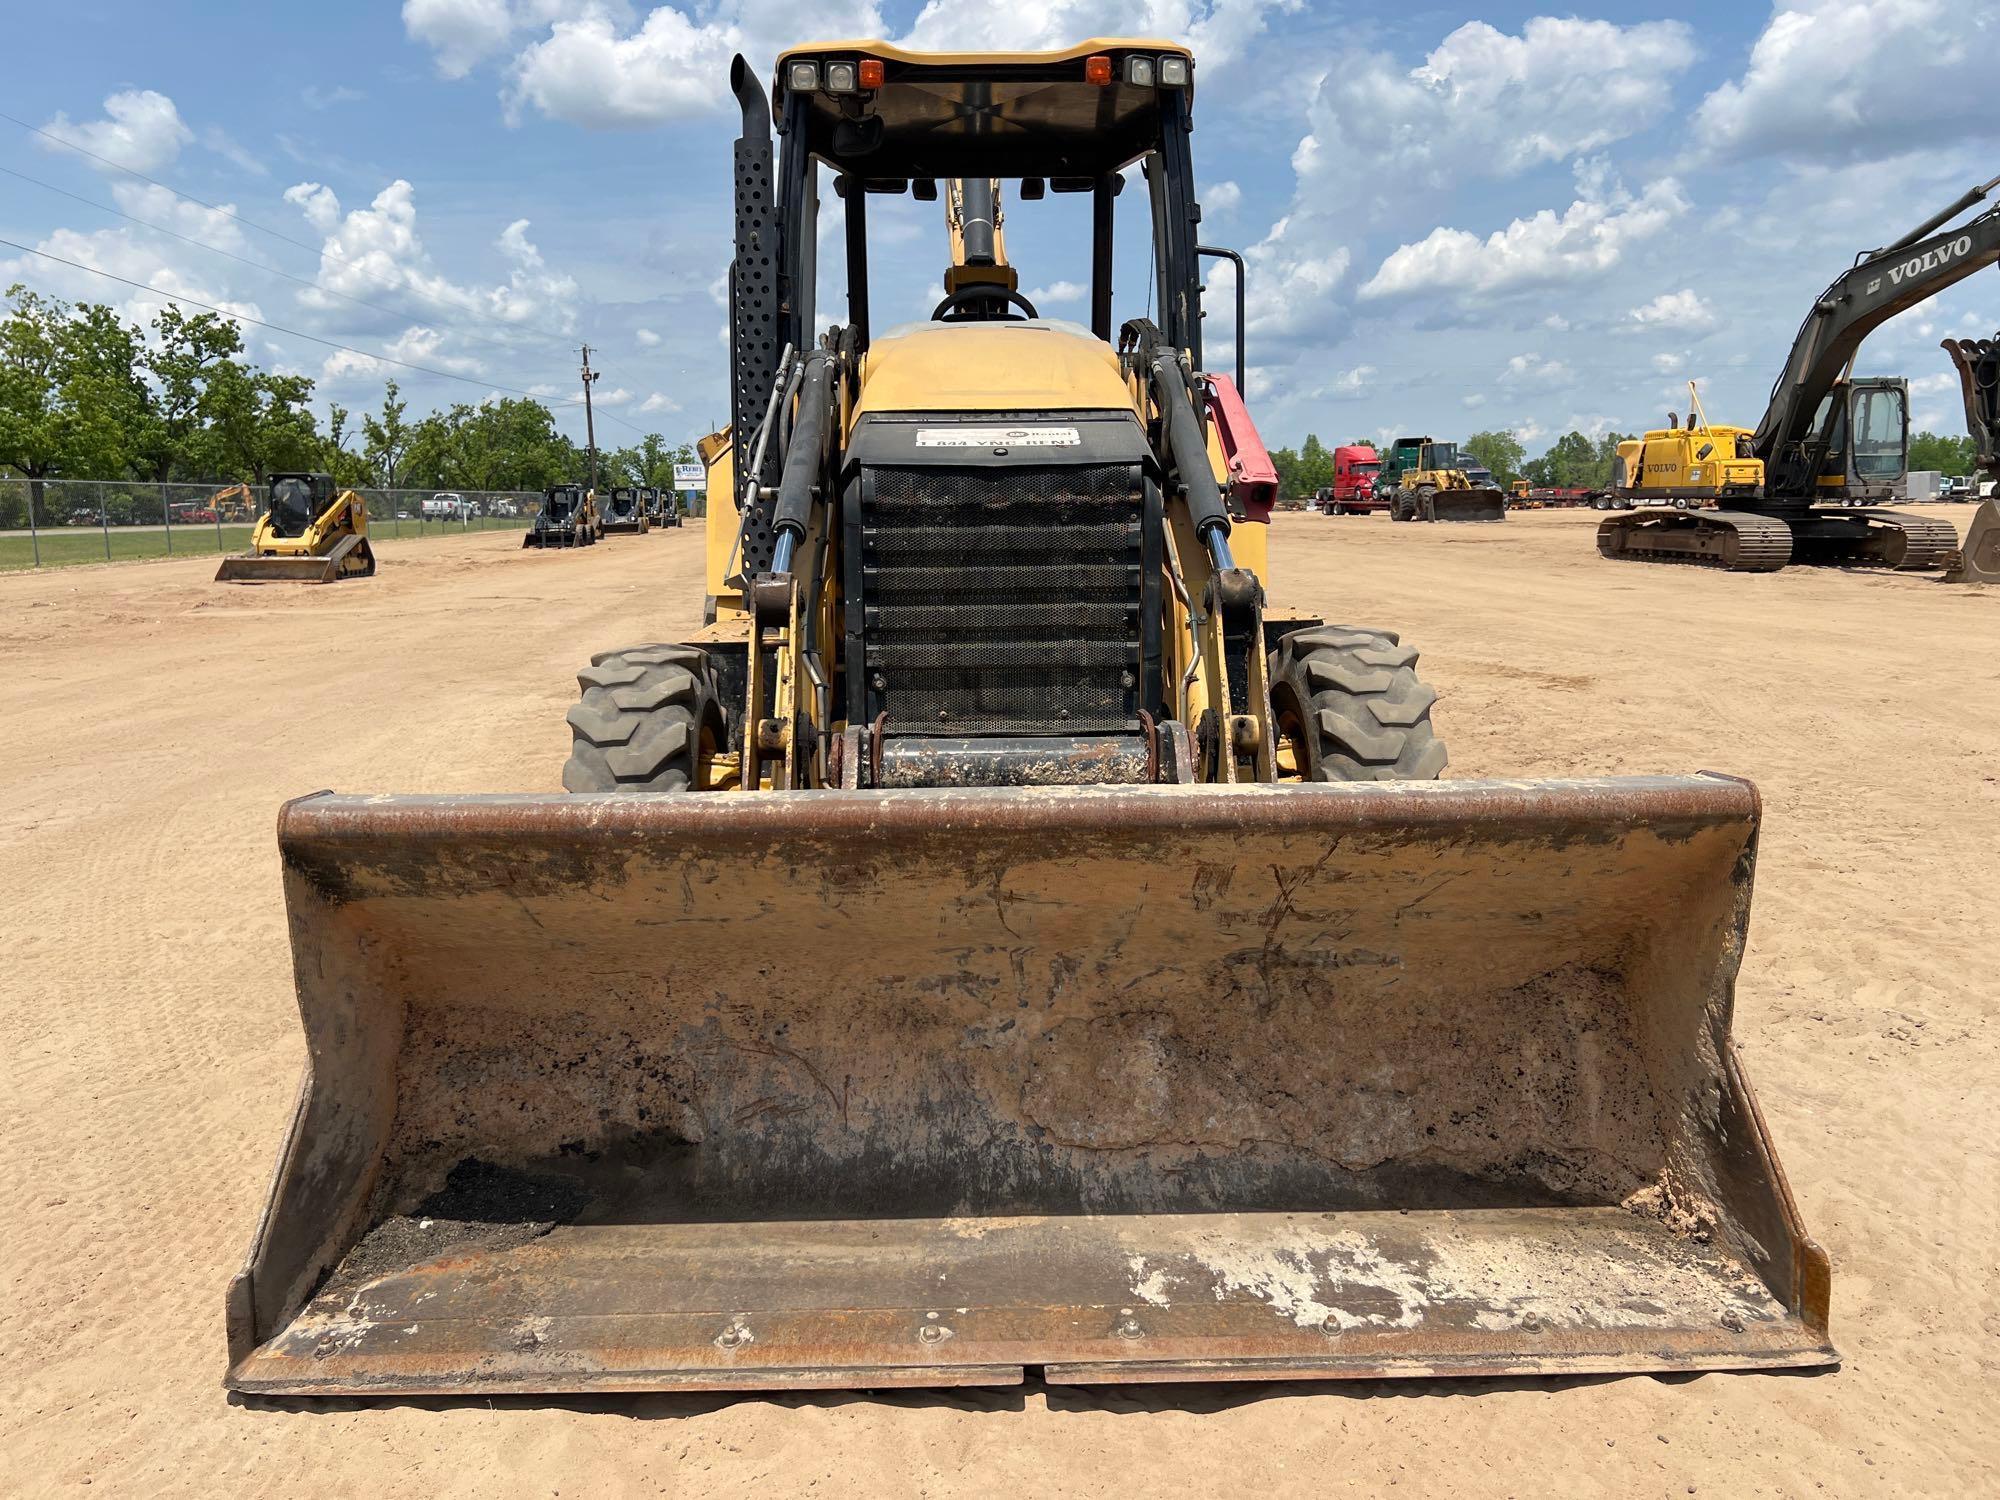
[
  {"x1": 226, "y1": 40, "x2": 1832, "y2": 1398},
  {"x1": 214, "y1": 472, "x2": 374, "y2": 583}
]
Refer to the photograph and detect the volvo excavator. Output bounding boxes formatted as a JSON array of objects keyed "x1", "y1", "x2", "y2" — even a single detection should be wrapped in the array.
[
  {"x1": 1600, "y1": 174, "x2": 2000, "y2": 571},
  {"x1": 1943, "y1": 332, "x2": 2000, "y2": 582},
  {"x1": 226, "y1": 40, "x2": 1832, "y2": 1398},
  {"x1": 213, "y1": 473, "x2": 375, "y2": 583}
]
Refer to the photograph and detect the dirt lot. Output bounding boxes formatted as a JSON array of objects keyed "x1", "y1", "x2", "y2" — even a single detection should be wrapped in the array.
[{"x1": 4, "y1": 508, "x2": 1995, "y2": 1496}]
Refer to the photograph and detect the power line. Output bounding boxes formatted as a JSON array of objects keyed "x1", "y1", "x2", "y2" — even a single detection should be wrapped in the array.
[
  {"x1": 1, "y1": 107, "x2": 592, "y2": 354},
  {"x1": 0, "y1": 235, "x2": 590, "y2": 404},
  {"x1": 0, "y1": 162, "x2": 560, "y2": 362}
]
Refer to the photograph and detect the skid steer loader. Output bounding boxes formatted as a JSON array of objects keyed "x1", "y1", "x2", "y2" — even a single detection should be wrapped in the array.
[
  {"x1": 520, "y1": 484, "x2": 596, "y2": 548},
  {"x1": 601, "y1": 486, "x2": 651, "y2": 535},
  {"x1": 214, "y1": 473, "x2": 375, "y2": 583},
  {"x1": 226, "y1": 41, "x2": 1833, "y2": 1398}
]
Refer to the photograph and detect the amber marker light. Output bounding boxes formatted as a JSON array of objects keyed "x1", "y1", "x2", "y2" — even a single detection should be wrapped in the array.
[
  {"x1": 1084, "y1": 54, "x2": 1113, "y2": 85},
  {"x1": 858, "y1": 57, "x2": 884, "y2": 89}
]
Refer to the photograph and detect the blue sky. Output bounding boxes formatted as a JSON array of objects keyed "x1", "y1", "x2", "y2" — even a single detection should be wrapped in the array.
[{"x1": 3, "y1": 1, "x2": 1995, "y2": 458}]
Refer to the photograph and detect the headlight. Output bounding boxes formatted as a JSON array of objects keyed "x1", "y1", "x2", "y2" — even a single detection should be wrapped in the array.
[
  {"x1": 1159, "y1": 55, "x2": 1190, "y2": 87},
  {"x1": 787, "y1": 60, "x2": 819, "y2": 92},
  {"x1": 825, "y1": 61, "x2": 858, "y2": 93},
  {"x1": 1125, "y1": 55, "x2": 1157, "y2": 87}
]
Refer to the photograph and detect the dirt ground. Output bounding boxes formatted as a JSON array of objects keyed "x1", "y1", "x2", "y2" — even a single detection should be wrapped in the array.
[{"x1": 4, "y1": 507, "x2": 1995, "y2": 1496}]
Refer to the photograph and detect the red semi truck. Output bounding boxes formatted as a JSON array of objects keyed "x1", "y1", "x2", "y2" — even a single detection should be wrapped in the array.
[{"x1": 1326, "y1": 444, "x2": 1385, "y2": 514}]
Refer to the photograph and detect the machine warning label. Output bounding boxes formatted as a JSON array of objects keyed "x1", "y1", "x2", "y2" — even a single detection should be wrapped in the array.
[{"x1": 914, "y1": 426, "x2": 1083, "y2": 448}]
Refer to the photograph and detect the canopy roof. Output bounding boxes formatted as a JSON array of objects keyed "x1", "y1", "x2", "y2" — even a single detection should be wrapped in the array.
[{"x1": 771, "y1": 39, "x2": 1195, "y2": 180}]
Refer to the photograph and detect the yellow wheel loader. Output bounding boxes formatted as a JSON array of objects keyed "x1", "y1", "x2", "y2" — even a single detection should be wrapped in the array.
[
  {"x1": 1378, "y1": 437, "x2": 1507, "y2": 523},
  {"x1": 213, "y1": 473, "x2": 375, "y2": 583},
  {"x1": 226, "y1": 40, "x2": 1833, "y2": 1398}
]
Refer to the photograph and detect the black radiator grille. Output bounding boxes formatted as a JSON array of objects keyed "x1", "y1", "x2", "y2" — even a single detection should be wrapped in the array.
[{"x1": 859, "y1": 463, "x2": 1144, "y2": 735}]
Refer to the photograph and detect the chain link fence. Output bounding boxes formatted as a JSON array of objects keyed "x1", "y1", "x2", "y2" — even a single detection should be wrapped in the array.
[{"x1": 0, "y1": 479, "x2": 550, "y2": 571}]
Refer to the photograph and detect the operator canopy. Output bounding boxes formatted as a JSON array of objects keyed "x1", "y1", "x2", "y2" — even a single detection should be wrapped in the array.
[{"x1": 771, "y1": 39, "x2": 1195, "y2": 178}]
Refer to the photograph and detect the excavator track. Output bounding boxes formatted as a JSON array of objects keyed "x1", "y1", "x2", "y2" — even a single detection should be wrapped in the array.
[
  {"x1": 1786, "y1": 508, "x2": 1959, "y2": 570},
  {"x1": 1595, "y1": 508, "x2": 1793, "y2": 572}
]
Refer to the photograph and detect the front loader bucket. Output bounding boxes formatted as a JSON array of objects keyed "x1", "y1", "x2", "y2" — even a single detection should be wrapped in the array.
[
  {"x1": 215, "y1": 534, "x2": 373, "y2": 584},
  {"x1": 227, "y1": 776, "x2": 1834, "y2": 1397},
  {"x1": 1945, "y1": 499, "x2": 1999, "y2": 582},
  {"x1": 1433, "y1": 486, "x2": 1508, "y2": 523}
]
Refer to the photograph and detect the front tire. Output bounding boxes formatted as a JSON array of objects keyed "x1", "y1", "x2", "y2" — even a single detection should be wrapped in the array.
[
  {"x1": 562, "y1": 644, "x2": 725, "y2": 791},
  {"x1": 1270, "y1": 627, "x2": 1448, "y2": 782}
]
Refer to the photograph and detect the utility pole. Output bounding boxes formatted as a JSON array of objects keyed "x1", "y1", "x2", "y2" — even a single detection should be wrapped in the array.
[{"x1": 579, "y1": 345, "x2": 600, "y2": 495}]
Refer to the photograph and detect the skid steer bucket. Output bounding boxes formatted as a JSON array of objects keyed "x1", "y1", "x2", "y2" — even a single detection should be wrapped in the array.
[
  {"x1": 226, "y1": 776, "x2": 1834, "y2": 1396},
  {"x1": 215, "y1": 535, "x2": 374, "y2": 584},
  {"x1": 1945, "y1": 498, "x2": 1999, "y2": 583},
  {"x1": 1433, "y1": 486, "x2": 1507, "y2": 523}
]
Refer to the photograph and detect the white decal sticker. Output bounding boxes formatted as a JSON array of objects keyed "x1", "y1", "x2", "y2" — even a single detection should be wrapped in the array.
[{"x1": 915, "y1": 426, "x2": 1083, "y2": 449}]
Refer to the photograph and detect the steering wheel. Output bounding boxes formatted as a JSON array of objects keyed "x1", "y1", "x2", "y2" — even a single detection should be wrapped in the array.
[{"x1": 930, "y1": 286, "x2": 1040, "y2": 322}]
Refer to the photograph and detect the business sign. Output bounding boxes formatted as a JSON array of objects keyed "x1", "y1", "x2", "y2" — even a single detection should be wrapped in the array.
[{"x1": 672, "y1": 462, "x2": 707, "y2": 492}]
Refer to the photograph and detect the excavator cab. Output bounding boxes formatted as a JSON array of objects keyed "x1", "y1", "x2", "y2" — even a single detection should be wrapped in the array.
[
  {"x1": 1810, "y1": 378, "x2": 1909, "y2": 498},
  {"x1": 226, "y1": 40, "x2": 1831, "y2": 1398}
]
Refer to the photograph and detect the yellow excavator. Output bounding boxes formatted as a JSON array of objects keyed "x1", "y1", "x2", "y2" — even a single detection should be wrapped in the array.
[
  {"x1": 213, "y1": 472, "x2": 375, "y2": 583},
  {"x1": 1609, "y1": 381, "x2": 1763, "y2": 512},
  {"x1": 226, "y1": 40, "x2": 1832, "y2": 1398}
]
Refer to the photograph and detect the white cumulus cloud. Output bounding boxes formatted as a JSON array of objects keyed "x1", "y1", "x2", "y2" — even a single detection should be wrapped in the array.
[
  {"x1": 1696, "y1": 0, "x2": 1996, "y2": 163},
  {"x1": 1360, "y1": 175, "x2": 1687, "y2": 301},
  {"x1": 1024, "y1": 279, "x2": 1086, "y2": 305},
  {"x1": 635, "y1": 327, "x2": 662, "y2": 346},
  {"x1": 415, "y1": 1, "x2": 1287, "y2": 128},
  {"x1": 1292, "y1": 18, "x2": 1696, "y2": 193},
  {"x1": 1625, "y1": 289, "x2": 1717, "y2": 331},
  {"x1": 37, "y1": 90, "x2": 192, "y2": 173},
  {"x1": 285, "y1": 179, "x2": 578, "y2": 332},
  {"x1": 1501, "y1": 353, "x2": 1571, "y2": 386},
  {"x1": 403, "y1": 0, "x2": 522, "y2": 79}
]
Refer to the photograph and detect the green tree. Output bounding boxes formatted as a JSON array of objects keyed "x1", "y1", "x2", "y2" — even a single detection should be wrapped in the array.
[
  {"x1": 1908, "y1": 431, "x2": 1974, "y2": 475},
  {"x1": 362, "y1": 380, "x2": 410, "y2": 488},
  {"x1": 0, "y1": 286, "x2": 148, "y2": 524},
  {"x1": 321, "y1": 403, "x2": 372, "y2": 487},
  {"x1": 399, "y1": 397, "x2": 580, "y2": 493},
  {"x1": 1295, "y1": 433, "x2": 1335, "y2": 496},
  {"x1": 1590, "y1": 433, "x2": 1634, "y2": 489},
  {"x1": 137, "y1": 304, "x2": 243, "y2": 480},
  {"x1": 1463, "y1": 430, "x2": 1526, "y2": 487},
  {"x1": 204, "y1": 361, "x2": 319, "y2": 484}
]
